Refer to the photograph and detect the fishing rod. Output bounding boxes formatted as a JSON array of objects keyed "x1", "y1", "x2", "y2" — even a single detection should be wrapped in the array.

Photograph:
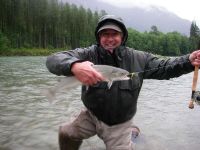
[
  {"x1": 188, "y1": 40, "x2": 200, "y2": 109},
  {"x1": 189, "y1": 42, "x2": 200, "y2": 109},
  {"x1": 127, "y1": 59, "x2": 200, "y2": 108},
  {"x1": 188, "y1": 66, "x2": 199, "y2": 109},
  {"x1": 128, "y1": 59, "x2": 191, "y2": 78}
]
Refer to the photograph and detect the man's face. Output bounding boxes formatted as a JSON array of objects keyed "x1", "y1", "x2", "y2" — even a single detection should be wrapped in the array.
[{"x1": 99, "y1": 29, "x2": 123, "y2": 53}]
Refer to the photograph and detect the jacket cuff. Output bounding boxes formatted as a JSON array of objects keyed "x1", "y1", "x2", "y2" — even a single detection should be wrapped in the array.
[
  {"x1": 62, "y1": 58, "x2": 84, "y2": 76},
  {"x1": 183, "y1": 54, "x2": 195, "y2": 71}
]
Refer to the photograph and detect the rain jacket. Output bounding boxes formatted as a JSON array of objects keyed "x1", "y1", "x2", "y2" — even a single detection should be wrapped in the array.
[{"x1": 46, "y1": 15, "x2": 194, "y2": 126}]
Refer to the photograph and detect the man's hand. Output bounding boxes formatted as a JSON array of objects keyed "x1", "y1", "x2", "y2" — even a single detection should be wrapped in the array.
[
  {"x1": 189, "y1": 50, "x2": 200, "y2": 66},
  {"x1": 71, "y1": 61, "x2": 104, "y2": 86}
]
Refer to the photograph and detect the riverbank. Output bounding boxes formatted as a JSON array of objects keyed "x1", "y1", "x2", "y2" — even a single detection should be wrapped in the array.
[
  {"x1": 0, "y1": 48, "x2": 66, "y2": 56},
  {"x1": 0, "y1": 48, "x2": 168, "y2": 57}
]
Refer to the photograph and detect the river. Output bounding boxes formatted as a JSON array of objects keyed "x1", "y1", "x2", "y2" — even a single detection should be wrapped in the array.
[{"x1": 0, "y1": 56, "x2": 200, "y2": 150}]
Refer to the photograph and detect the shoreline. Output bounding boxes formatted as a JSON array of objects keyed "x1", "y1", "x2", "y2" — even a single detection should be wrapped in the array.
[{"x1": 0, "y1": 48, "x2": 66, "y2": 56}]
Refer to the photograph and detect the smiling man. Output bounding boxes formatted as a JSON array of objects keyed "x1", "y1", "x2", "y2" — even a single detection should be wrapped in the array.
[
  {"x1": 98, "y1": 22, "x2": 123, "y2": 53},
  {"x1": 46, "y1": 14, "x2": 200, "y2": 150}
]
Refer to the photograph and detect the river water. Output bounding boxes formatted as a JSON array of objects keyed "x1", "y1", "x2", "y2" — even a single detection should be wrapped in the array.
[{"x1": 0, "y1": 56, "x2": 200, "y2": 150}]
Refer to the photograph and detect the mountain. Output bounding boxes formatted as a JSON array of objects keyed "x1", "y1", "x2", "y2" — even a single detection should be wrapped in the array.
[{"x1": 62, "y1": 0, "x2": 191, "y2": 36}]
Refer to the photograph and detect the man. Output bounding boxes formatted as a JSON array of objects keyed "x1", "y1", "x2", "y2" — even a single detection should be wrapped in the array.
[{"x1": 46, "y1": 14, "x2": 200, "y2": 150}]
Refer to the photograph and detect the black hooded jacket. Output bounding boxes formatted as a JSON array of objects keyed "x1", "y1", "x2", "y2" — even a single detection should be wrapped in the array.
[{"x1": 46, "y1": 15, "x2": 194, "y2": 125}]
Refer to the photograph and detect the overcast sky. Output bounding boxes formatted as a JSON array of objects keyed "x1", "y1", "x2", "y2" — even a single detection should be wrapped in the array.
[{"x1": 99, "y1": 0, "x2": 200, "y2": 26}]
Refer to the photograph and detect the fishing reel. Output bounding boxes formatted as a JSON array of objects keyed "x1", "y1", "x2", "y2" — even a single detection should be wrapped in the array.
[{"x1": 193, "y1": 91, "x2": 200, "y2": 105}]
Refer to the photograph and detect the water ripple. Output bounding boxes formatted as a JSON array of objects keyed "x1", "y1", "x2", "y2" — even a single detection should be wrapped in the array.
[{"x1": 0, "y1": 57, "x2": 200, "y2": 150}]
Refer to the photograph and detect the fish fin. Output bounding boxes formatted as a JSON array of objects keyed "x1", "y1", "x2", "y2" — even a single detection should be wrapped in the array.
[{"x1": 107, "y1": 80, "x2": 113, "y2": 89}]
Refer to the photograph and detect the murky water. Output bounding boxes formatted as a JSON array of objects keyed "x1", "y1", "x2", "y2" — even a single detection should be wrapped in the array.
[{"x1": 0, "y1": 56, "x2": 200, "y2": 150}]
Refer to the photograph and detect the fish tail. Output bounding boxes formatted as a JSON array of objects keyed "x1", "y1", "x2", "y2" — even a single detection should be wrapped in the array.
[{"x1": 41, "y1": 88, "x2": 56, "y2": 103}]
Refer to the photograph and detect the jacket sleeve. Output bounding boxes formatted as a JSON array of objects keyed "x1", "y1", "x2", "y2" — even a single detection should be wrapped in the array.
[
  {"x1": 143, "y1": 53, "x2": 194, "y2": 80},
  {"x1": 46, "y1": 47, "x2": 93, "y2": 76}
]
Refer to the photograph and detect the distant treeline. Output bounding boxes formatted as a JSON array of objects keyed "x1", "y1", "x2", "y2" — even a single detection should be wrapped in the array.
[
  {"x1": 127, "y1": 25, "x2": 200, "y2": 56},
  {"x1": 0, "y1": 0, "x2": 105, "y2": 50},
  {"x1": 0, "y1": 0, "x2": 200, "y2": 56}
]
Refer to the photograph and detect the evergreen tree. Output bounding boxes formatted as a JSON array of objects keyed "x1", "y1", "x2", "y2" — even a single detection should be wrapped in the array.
[
  {"x1": 190, "y1": 21, "x2": 200, "y2": 38},
  {"x1": 190, "y1": 21, "x2": 200, "y2": 50}
]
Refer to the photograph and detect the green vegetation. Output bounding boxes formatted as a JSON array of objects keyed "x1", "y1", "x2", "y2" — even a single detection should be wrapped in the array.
[
  {"x1": 0, "y1": 0, "x2": 105, "y2": 52},
  {"x1": 0, "y1": 48, "x2": 66, "y2": 56},
  {"x1": 127, "y1": 28, "x2": 192, "y2": 56},
  {"x1": 0, "y1": 0, "x2": 200, "y2": 56},
  {"x1": 126, "y1": 21, "x2": 200, "y2": 56}
]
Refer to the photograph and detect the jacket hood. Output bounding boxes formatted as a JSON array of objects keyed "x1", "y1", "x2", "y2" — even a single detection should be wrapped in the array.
[{"x1": 95, "y1": 15, "x2": 128, "y2": 46}]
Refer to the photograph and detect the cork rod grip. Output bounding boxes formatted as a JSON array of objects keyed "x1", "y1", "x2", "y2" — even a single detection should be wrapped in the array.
[{"x1": 189, "y1": 66, "x2": 199, "y2": 109}]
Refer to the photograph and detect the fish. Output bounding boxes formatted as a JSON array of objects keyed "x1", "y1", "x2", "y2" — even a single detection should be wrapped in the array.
[
  {"x1": 92, "y1": 65, "x2": 130, "y2": 88},
  {"x1": 193, "y1": 91, "x2": 200, "y2": 105},
  {"x1": 42, "y1": 65, "x2": 131, "y2": 103}
]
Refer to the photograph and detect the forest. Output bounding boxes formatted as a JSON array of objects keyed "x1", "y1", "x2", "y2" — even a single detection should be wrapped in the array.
[{"x1": 0, "y1": 0, "x2": 200, "y2": 56}]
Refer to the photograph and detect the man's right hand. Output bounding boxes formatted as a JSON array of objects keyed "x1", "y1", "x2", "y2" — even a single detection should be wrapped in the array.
[{"x1": 71, "y1": 61, "x2": 104, "y2": 86}]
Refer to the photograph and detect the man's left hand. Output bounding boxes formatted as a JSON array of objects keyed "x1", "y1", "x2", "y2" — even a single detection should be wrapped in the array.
[{"x1": 189, "y1": 50, "x2": 200, "y2": 66}]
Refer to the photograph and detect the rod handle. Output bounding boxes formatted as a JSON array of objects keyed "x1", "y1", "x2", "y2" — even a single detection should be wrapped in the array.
[{"x1": 189, "y1": 66, "x2": 199, "y2": 109}]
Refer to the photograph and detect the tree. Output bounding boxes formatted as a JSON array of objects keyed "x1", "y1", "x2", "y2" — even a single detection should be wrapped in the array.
[
  {"x1": 150, "y1": 25, "x2": 160, "y2": 35},
  {"x1": 190, "y1": 21, "x2": 200, "y2": 38},
  {"x1": 0, "y1": 31, "x2": 9, "y2": 50},
  {"x1": 189, "y1": 21, "x2": 200, "y2": 50}
]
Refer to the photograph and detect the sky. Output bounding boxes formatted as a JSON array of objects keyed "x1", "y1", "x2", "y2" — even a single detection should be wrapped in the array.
[{"x1": 100, "y1": 0, "x2": 200, "y2": 26}]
